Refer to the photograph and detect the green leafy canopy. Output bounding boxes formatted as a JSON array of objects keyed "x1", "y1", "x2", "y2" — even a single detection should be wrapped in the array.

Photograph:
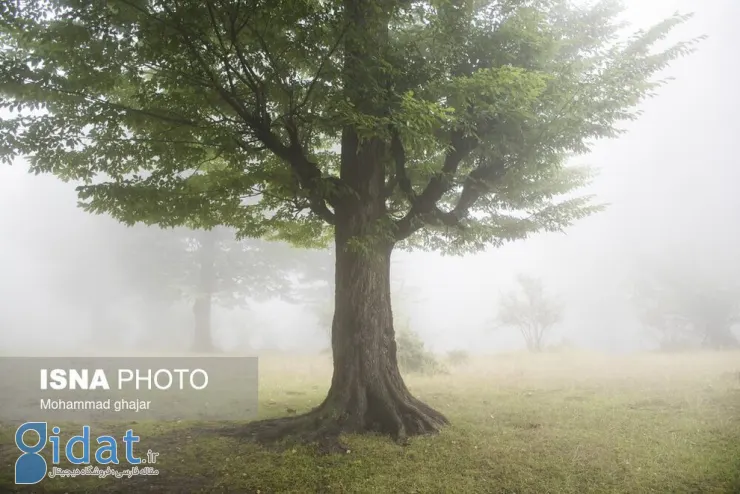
[{"x1": 0, "y1": 0, "x2": 701, "y2": 253}]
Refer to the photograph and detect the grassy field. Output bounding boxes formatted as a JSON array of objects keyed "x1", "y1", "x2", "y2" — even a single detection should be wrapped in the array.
[{"x1": 1, "y1": 350, "x2": 739, "y2": 493}]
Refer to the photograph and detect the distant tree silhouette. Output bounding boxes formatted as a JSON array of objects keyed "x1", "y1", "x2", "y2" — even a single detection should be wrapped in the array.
[
  {"x1": 632, "y1": 263, "x2": 740, "y2": 351},
  {"x1": 496, "y1": 275, "x2": 563, "y2": 352}
]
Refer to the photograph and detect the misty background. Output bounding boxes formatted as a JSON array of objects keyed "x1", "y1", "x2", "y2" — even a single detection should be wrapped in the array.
[{"x1": 1, "y1": 0, "x2": 738, "y2": 355}]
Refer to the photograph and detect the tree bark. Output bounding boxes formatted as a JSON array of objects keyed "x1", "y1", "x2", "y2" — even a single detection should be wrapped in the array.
[{"x1": 319, "y1": 235, "x2": 448, "y2": 438}]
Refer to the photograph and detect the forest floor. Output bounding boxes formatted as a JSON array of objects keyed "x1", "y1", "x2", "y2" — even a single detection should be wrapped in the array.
[{"x1": 1, "y1": 350, "x2": 739, "y2": 493}]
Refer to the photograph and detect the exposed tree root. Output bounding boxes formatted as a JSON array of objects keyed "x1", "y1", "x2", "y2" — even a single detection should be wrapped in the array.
[
  {"x1": 215, "y1": 390, "x2": 449, "y2": 454},
  {"x1": 203, "y1": 232, "x2": 451, "y2": 454}
]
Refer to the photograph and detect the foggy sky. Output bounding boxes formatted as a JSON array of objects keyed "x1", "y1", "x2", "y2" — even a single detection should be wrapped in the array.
[{"x1": 1, "y1": 0, "x2": 738, "y2": 354}]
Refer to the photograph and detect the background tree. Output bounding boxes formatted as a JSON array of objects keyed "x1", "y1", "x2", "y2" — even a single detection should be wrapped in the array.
[
  {"x1": 631, "y1": 262, "x2": 740, "y2": 351},
  {"x1": 118, "y1": 224, "x2": 331, "y2": 352},
  {"x1": 42, "y1": 216, "x2": 147, "y2": 347},
  {"x1": 17, "y1": 212, "x2": 183, "y2": 348},
  {"x1": 130, "y1": 225, "x2": 285, "y2": 352},
  {"x1": 496, "y1": 274, "x2": 563, "y2": 352},
  {"x1": 34, "y1": 216, "x2": 330, "y2": 352},
  {"x1": 1, "y1": 0, "x2": 698, "y2": 448}
]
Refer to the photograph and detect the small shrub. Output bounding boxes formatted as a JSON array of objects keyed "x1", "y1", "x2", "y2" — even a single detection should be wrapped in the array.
[
  {"x1": 321, "y1": 322, "x2": 447, "y2": 375},
  {"x1": 395, "y1": 324, "x2": 447, "y2": 375},
  {"x1": 447, "y1": 349, "x2": 470, "y2": 367}
]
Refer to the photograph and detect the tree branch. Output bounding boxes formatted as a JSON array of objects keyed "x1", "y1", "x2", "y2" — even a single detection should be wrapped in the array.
[
  {"x1": 395, "y1": 151, "x2": 510, "y2": 240},
  {"x1": 451, "y1": 155, "x2": 509, "y2": 213},
  {"x1": 294, "y1": 23, "x2": 349, "y2": 115},
  {"x1": 387, "y1": 126, "x2": 415, "y2": 202},
  {"x1": 394, "y1": 131, "x2": 476, "y2": 240},
  {"x1": 158, "y1": 2, "x2": 337, "y2": 224}
]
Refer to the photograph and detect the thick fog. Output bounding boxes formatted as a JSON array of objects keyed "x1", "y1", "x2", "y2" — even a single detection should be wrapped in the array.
[{"x1": 1, "y1": 0, "x2": 738, "y2": 355}]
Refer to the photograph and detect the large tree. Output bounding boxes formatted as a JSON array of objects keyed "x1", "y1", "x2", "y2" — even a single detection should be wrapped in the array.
[
  {"x1": 25, "y1": 214, "x2": 317, "y2": 350},
  {"x1": 119, "y1": 224, "x2": 312, "y2": 352},
  {"x1": 109, "y1": 222, "x2": 336, "y2": 351},
  {"x1": 1, "y1": 0, "x2": 698, "y2": 448}
]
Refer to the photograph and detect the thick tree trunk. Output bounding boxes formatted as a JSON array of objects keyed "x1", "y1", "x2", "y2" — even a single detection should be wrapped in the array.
[
  {"x1": 224, "y1": 229, "x2": 448, "y2": 451},
  {"x1": 317, "y1": 237, "x2": 448, "y2": 438}
]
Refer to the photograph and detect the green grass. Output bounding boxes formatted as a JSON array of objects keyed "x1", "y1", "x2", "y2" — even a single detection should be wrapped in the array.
[{"x1": 1, "y1": 350, "x2": 739, "y2": 493}]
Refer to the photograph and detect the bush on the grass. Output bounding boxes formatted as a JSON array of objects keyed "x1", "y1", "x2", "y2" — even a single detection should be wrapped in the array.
[
  {"x1": 395, "y1": 323, "x2": 447, "y2": 375},
  {"x1": 321, "y1": 321, "x2": 446, "y2": 375},
  {"x1": 447, "y1": 349, "x2": 470, "y2": 367}
]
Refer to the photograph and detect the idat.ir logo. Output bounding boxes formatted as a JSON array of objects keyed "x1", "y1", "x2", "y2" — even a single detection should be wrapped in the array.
[{"x1": 15, "y1": 422, "x2": 153, "y2": 484}]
